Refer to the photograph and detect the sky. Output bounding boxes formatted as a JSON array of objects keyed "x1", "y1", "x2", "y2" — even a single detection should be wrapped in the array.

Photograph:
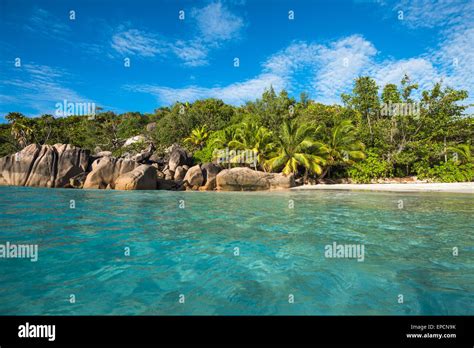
[{"x1": 0, "y1": 0, "x2": 473, "y2": 119}]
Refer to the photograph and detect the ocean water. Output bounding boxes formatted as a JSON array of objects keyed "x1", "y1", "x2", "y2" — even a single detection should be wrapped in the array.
[{"x1": 0, "y1": 186, "x2": 472, "y2": 315}]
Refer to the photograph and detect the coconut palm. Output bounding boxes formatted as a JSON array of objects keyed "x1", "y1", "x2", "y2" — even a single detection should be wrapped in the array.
[
  {"x1": 228, "y1": 122, "x2": 274, "y2": 170},
  {"x1": 5, "y1": 112, "x2": 33, "y2": 149},
  {"x1": 209, "y1": 126, "x2": 238, "y2": 148},
  {"x1": 320, "y1": 119, "x2": 365, "y2": 178},
  {"x1": 266, "y1": 120, "x2": 326, "y2": 177},
  {"x1": 448, "y1": 142, "x2": 473, "y2": 164},
  {"x1": 184, "y1": 125, "x2": 209, "y2": 150}
]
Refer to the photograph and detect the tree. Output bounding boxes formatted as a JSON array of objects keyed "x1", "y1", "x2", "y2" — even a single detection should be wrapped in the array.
[
  {"x1": 266, "y1": 120, "x2": 326, "y2": 179},
  {"x1": 228, "y1": 121, "x2": 274, "y2": 170},
  {"x1": 184, "y1": 125, "x2": 209, "y2": 150},
  {"x1": 5, "y1": 112, "x2": 33, "y2": 149},
  {"x1": 320, "y1": 120, "x2": 366, "y2": 178},
  {"x1": 381, "y1": 84, "x2": 401, "y2": 104},
  {"x1": 342, "y1": 76, "x2": 380, "y2": 145},
  {"x1": 448, "y1": 142, "x2": 473, "y2": 165}
]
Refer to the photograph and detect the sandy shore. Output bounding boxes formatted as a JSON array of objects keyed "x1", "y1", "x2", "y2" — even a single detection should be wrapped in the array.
[{"x1": 291, "y1": 182, "x2": 474, "y2": 194}]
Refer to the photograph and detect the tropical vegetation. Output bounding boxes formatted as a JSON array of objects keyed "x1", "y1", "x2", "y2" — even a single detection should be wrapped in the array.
[{"x1": 1, "y1": 75, "x2": 473, "y2": 183}]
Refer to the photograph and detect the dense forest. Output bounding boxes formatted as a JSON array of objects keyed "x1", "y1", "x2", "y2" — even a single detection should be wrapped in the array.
[{"x1": 1, "y1": 75, "x2": 473, "y2": 183}]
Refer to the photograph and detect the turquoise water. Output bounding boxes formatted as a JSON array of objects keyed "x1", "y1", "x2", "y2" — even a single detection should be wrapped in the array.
[{"x1": 0, "y1": 186, "x2": 472, "y2": 315}]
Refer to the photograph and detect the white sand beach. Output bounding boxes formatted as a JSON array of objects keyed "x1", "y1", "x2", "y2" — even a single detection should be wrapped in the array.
[{"x1": 291, "y1": 182, "x2": 474, "y2": 194}]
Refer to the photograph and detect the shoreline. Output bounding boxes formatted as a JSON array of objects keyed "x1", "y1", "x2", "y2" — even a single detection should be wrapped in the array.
[{"x1": 291, "y1": 182, "x2": 474, "y2": 194}]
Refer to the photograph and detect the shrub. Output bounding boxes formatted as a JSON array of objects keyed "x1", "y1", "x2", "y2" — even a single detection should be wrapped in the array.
[
  {"x1": 347, "y1": 152, "x2": 393, "y2": 183},
  {"x1": 417, "y1": 161, "x2": 473, "y2": 182}
]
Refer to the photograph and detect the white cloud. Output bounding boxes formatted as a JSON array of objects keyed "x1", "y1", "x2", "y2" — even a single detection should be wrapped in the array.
[
  {"x1": 109, "y1": 2, "x2": 244, "y2": 66},
  {"x1": 24, "y1": 8, "x2": 71, "y2": 40},
  {"x1": 370, "y1": 58, "x2": 439, "y2": 91},
  {"x1": 0, "y1": 63, "x2": 95, "y2": 116},
  {"x1": 125, "y1": 73, "x2": 285, "y2": 105},
  {"x1": 126, "y1": 31, "x2": 473, "y2": 107},
  {"x1": 393, "y1": 0, "x2": 473, "y2": 30},
  {"x1": 171, "y1": 40, "x2": 209, "y2": 67},
  {"x1": 434, "y1": 27, "x2": 474, "y2": 93},
  {"x1": 110, "y1": 28, "x2": 167, "y2": 57},
  {"x1": 312, "y1": 35, "x2": 378, "y2": 103},
  {"x1": 192, "y1": 1, "x2": 244, "y2": 42}
]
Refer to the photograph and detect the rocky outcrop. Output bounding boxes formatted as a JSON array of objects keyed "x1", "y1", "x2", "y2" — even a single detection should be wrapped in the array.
[
  {"x1": 115, "y1": 165, "x2": 157, "y2": 190},
  {"x1": 183, "y1": 164, "x2": 204, "y2": 189},
  {"x1": 95, "y1": 151, "x2": 112, "y2": 158},
  {"x1": 200, "y1": 163, "x2": 221, "y2": 191},
  {"x1": 174, "y1": 166, "x2": 187, "y2": 181},
  {"x1": 216, "y1": 167, "x2": 295, "y2": 191},
  {"x1": 0, "y1": 144, "x2": 90, "y2": 188},
  {"x1": 157, "y1": 178, "x2": 184, "y2": 190},
  {"x1": 167, "y1": 144, "x2": 190, "y2": 172},
  {"x1": 83, "y1": 156, "x2": 138, "y2": 189},
  {"x1": 131, "y1": 143, "x2": 155, "y2": 163},
  {"x1": 69, "y1": 172, "x2": 88, "y2": 189},
  {"x1": 0, "y1": 144, "x2": 294, "y2": 191}
]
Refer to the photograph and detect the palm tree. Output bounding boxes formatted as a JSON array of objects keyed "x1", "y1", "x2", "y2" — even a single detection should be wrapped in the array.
[
  {"x1": 320, "y1": 119, "x2": 365, "y2": 178},
  {"x1": 6, "y1": 112, "x2": 33, "y2": 149},
  {"x1": 228, "y1": 122, "x2": 274, "y2": 170},
  {"x1": 184, "y1": 125, "x2": 209, "y2": 150},
  {"x1": 266, "y1": 120, "x2": 326, "y2": 178},
  {"x1": 448, "y1": 142, "x2": 473, "y2": 164},
  {"x1": 210, "y1": 127, "x2": 237, "y2": 149}
]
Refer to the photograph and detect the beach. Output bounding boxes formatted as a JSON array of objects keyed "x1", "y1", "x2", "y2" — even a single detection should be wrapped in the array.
[{"x1": 292, "y1": 182, "x2": 474, "y2": 194}]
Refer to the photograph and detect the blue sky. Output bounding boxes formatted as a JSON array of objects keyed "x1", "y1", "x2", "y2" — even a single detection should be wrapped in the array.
[{"x1": 0, "y1": 0, "x2": 473, "y2": 119}]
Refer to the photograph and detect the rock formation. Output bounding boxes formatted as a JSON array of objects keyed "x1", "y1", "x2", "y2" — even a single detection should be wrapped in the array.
[
  {"x1": 183, "y1": 164, "x2": 204, "y2": 189},
  {"x1": 114, "y1": 164, "x2": 157, "y2": 190},
  {"x1": 0, "y1": 144, "x2": 295, "y2": 191},
  {"x1": 0, "y1": 144, "x2": 90, "y2": 188},
  {"x1": 216, "y1": 167, "x2": 295, "y2": 191},
  {"x1": 83, "y1": 157, "x2": 138, "y2": 189}
]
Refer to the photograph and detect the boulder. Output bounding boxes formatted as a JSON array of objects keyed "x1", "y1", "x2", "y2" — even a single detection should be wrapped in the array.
[
  {"x1": 157, "y1": 178, "x2": 184, "y2": 191},
  {"x1": 163, "y1": 168, "x2": 174, "y2": 180},
  {"x1": 69, "y1": 172, "x2": 88, "y2": 189},
  {"x1": 149, "y1": 153, "x2": 164, "y2": 164},
  {"x1": 174, "y1": 166, "x2": 187, "y2": 181},
  {"x1": 83, "y1": 157, "x2": 138, "y2": 189},
  {"x1": 123, "y1": 135, "x2": 146, "y2": 147},
  {"x1": 167, "y1": 145, "x2": 190, "y2": 172},
  {"x1": 183, "y1": 164, "x2": 203, "y2": 188},
  {"x1": 131, "y1": 143, "x2": 155, "y2": 162},
  {"x1": 96, "y1": 151, "x2": 112, "y2": 158},
  {"x1": 200, "y1": 163, "x2": 221, "y2": 191},
  {"x1": 0, "y1": 144, "x2": 90, "y2": 188},
  {"x1": 115, "y1": 164, "x2": 157, "y2": 190},
  {"x1": 216, "y1": 167, "x2": 295, "y2": 191}
]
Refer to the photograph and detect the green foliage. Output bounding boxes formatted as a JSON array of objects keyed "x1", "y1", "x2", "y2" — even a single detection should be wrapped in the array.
[
  {"x1": 193, "y1": 146, "x2": 214, "y2": 164},
  {"x1": 417, "y1": 161, "x2": 474, "y2": 182},
  {"x1": 320, "y1": 119, "x2": 365, "y2": 178},
  {"x1": 152, "y1": 99, "x2": 234, "y2": 149},
  {"x1": 184, "y1": 125, "x2": 209, "y2": 150},
  {"x1": 348, "y1": 151, "x2": 393, "y2": 183},
  {"x1": 1, "y1": 76, "x2": 472, "y2": 183},
  {"x1": 228, "y1": 121, "x2": 274, "y2": 170},
  {"x1": 244, "y1": 87, "x2": 297, "y2": 133},
  {"x1": 266, "y1": 120, "x2": 326, "y2": 175}
]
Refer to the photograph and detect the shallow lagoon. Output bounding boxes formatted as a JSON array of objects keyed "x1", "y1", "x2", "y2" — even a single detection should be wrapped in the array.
[{"x1": 0, "y1": 186, "x2": 472, "y2": 315}]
